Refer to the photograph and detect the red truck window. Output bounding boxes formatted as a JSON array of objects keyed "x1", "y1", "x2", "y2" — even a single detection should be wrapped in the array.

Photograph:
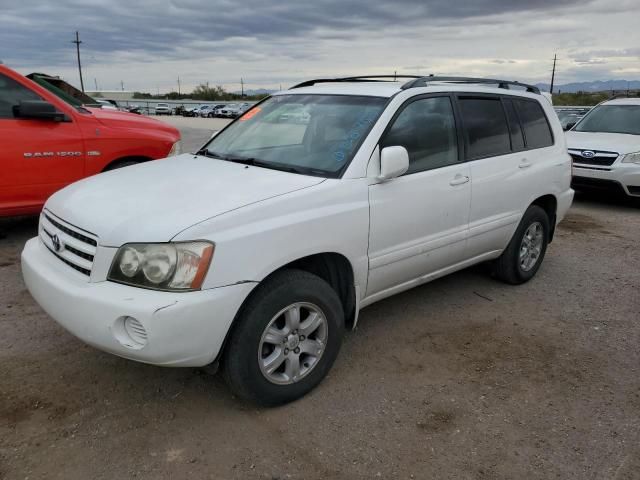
[{"x1": 0, "y1": 73, "x2": 42, "y2": 119}]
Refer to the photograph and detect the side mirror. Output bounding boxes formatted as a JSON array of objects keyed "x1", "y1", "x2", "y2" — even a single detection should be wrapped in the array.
[
  {"x1": 13, "y1": 100, "x2": 66, "y2": 122},
  {"x1": 564, "y1": 122, "x2": 576, "y2": 131},
  {"x1": 379, "y1": 146, "x2": 409, "y2": 180}
]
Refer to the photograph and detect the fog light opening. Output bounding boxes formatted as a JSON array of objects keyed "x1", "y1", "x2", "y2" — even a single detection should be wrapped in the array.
[{"x1": 113, "y1": 316, "x2": 148, "y2": 350}]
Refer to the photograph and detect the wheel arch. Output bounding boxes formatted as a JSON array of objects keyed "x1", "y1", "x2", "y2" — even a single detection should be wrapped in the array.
[
  {"x1": 213, "y1": 252, "x2": 357, "y2": 367},
  {"x1": 101, "y1": 155, "x2": 152, "y2": 172},
  {"x1": 530, "y1": 194, "x2": 558, "y2": 242}
]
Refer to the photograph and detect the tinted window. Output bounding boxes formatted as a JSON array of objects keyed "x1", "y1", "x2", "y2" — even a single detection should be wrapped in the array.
[
  {"x1": 0, "y1": 73, "x2": 41, "y2": 119},
  {"x1": 514, "y1": 99, "x2": 553, "y2": 148},
  {"x1": 503, "y1": 99, "x2": 525, "y2": 151},
  {"x1": 459, "y1": 97, "x2": 511, "y2": 159},
  {"x1": 574, "y1": 104, "x2": 640, "y2": 135},
  {"x1": 381, "y1": 96, "x2": 458, "y2": 174}
]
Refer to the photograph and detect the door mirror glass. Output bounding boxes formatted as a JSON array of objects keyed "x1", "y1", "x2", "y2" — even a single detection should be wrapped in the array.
[
  {"x1": 14, "y1": 100, "x2": 66, "y2": 121},
  {"x1": 379, "y1": 146, "x2": 409, "y2": 180}
]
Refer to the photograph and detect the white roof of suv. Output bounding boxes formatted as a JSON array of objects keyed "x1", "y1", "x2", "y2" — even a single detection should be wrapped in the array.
[{"x1": 277, "y1": 76, "x2": 544, "y2": 100}]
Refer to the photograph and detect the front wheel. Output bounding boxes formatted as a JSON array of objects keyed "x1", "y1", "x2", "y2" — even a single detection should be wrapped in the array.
[
  {"x1": 223, "y1": 269, "x2": 344, "y2": 406},
  {"x1": 494, "y1": 205, "x2": 550, "y2": 285}
]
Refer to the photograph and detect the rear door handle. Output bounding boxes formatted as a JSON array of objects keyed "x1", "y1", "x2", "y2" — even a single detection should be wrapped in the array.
[
  {"x1": 519, "y1": 159, "x2": 533, "y2": 169},
  {"x1": 449, "y1": 174, "x2": 470, "y2": 186}
]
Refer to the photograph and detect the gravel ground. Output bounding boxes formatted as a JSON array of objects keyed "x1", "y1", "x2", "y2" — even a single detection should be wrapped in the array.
[{"x1": 1, "y1": 123, "x2": 639, "y2": 479}]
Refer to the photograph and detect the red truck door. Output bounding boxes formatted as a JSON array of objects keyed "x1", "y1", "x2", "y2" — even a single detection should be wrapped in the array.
[{"x1": 0, "y1": 70, "x2": 85, "y2": 216}]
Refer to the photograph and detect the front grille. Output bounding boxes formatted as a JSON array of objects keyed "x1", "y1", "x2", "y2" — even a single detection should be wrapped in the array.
[
  {"x1": 569, "y1": 149, "x2": 619, "y2": 167},
  {"x1": 39, "y1": 211, "x2": 98, "y2": 277}
]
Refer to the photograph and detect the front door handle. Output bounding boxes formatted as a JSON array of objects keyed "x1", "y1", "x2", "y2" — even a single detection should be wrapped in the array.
[
  {"x1": 449, "y1": 174, "x2": 470, "y2": 186},
  {"x1": 519, "y1": 159, "x2": 533, "y2": 169}
]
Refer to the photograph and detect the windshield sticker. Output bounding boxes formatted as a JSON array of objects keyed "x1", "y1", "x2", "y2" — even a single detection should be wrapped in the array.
[
  {"x1": 240, "y1": 106, "x2": 261, "y2": 121},
  {"x1": 331, "y1": 111, "x2": 379, "y2": 163}
]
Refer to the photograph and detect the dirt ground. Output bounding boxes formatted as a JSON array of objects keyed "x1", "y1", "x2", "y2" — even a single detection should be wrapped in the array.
[{"x1": 1, "y1": 124, "x2": 639, "y2": 479}]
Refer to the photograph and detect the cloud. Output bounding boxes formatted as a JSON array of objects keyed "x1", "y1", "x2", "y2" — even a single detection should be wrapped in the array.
[{"x1": 1, "y1": 0, "x2": 638, "y2": 91}]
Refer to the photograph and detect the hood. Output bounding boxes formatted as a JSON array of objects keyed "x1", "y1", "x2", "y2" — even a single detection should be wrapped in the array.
[
  {"x1": 86, "y1": 107, "x2": 180, "y2": 139},
  {"x1": 565, "y1": 131, "x2": 640, "y2": 154},
  {"x1": 45, "y1": 154, "x2": 325, "y2": 246}
]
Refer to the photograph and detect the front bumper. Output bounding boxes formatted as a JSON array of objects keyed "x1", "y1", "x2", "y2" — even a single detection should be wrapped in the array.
[
  {"x1": 22, "y1": 237, "x2": 255, "y2": 367},
  {"x1": 573, "y1": 163, "x2": 640, "y2": 197}
]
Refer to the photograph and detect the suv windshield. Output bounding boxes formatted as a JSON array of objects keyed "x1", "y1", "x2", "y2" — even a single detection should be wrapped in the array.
[
  {"x1": 202, "y1": 94, "x2": 387, "y2": 177},
  {"x1": 575, "y1": 104, "x2": 640, "y2": 135}
]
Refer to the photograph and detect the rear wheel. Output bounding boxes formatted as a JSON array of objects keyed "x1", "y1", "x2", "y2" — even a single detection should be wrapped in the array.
[
  {"x1": 494, "y1": 205, "x2": 550, "y2": 284},
  {"x1": 223, "y1": 269, "x2": 344, "y2": 406}
]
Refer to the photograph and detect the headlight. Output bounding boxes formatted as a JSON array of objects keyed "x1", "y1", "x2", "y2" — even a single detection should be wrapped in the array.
[
  {"x1": 168, "y1": 140, "x2": 182, "y2": 157},
  {"x1": 622, "y1": 152, "x2": 640, "y2": 164},
  {"x1": 108, "y1": 241, "x2": 214, "y2": 291}
]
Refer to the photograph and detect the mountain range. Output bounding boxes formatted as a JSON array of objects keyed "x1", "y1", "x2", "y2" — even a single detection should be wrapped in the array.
[{"x1": 535, "y1": 80, "x2": 640, "y2": 93}]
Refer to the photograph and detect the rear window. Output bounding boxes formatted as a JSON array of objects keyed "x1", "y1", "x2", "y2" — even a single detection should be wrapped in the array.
[
  {"x1": 459, "y1": 97, "x2": 511, "y2": 159},
  {"x1": 514, "y1": 99, "x2": 553, "y2": 148}
]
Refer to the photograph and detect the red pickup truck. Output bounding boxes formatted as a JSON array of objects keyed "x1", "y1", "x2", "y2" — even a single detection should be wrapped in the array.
[{"x1": 0, "y1": 64, "x2": 181, "y2": 217}]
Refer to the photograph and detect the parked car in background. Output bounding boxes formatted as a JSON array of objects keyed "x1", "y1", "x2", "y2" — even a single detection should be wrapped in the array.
[
  {"x1": 0, "y1": 63, "x2": 181, "y2": 217},
  {"x1": 21, "y1": 75, "x2": 572, "y2": 406},
  {"x1": 155, "y1": 103, "x2": 172, "y2": 115},
  {"x1": 207, "y1": 104, "x2": 226, "y2": 117},
  {"x1": 123, "y1": 104, "x2": 143, "y2": 115},
  {"x1": 182, "y1": 105, "x2": 203, "y2": 117},
  {"x1": 218, "y1": 103, "x2": 242, "y2": 118},
  {"x1": 95, "y1": 99, "x2": 118, "y2": 111},
  {"x1": 566, "y1": 97, "x2": 640, "y2": 198},
  {"x1": 554, "y1": 106, "x2": 591, "y2": 131},
  {"x1": 172, "y1": 105, "x2": 186, "y2": 116}
]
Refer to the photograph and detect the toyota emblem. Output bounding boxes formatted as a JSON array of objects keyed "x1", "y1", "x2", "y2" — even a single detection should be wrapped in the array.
[
  {"x1": 51, "y1": 234, "x2": 62, "y2": 252},
  {"x1": 581, "y1": 150, "x2": 596, "y2": 159}
]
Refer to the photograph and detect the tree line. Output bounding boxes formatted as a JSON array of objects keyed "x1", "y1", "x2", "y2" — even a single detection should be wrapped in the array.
[{"x1": 133, "y1": 83, "x2": 268, "y2": 101}]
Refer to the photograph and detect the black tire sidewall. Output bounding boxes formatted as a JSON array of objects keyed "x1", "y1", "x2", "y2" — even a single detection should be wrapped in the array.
[
  {"x1": 224, "y1": 270, "x2": 344, "y2": 406},
  {"x1": 510, "y1": 206, "x2": 550, "y2": 282}
]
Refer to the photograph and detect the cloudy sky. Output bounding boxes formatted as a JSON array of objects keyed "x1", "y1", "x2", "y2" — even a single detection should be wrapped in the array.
[{"x1": 1, "y1": 0, "x2": 639, "y2": 93}]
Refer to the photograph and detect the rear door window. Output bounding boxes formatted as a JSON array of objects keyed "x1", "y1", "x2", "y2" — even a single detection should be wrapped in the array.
[
  {"x1": 514, "y1": 99, "x2": 554, "y2": 148},
  {"x1": 458, "y1": 97, "x2": 511, "y2": 159}
]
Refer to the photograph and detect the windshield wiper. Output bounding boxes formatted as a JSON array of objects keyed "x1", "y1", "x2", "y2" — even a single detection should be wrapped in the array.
[{"x1": 195, "y1": 150, "x2": 325, "y2": 176}]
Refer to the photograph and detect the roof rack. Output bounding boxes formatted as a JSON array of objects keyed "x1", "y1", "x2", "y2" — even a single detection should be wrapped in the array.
[
  {"x1": 401, "y1": 76, "x2": 540, "y2": 94},
  {"x1": 289, "y1": 75, "x2": 422, "y2": 89}
]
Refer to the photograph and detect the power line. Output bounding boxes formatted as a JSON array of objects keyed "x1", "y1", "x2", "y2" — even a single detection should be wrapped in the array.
[{"x1": 71, "y1": 31, "x2": 85, "y2": 92}]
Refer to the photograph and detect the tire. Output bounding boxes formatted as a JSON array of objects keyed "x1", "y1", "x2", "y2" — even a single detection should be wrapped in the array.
[
  {"x1": 494, "y1": 205, "x2": 550, "y2": 285},
  {"x1": 104, "y1": 159, "x2": 141, "y2": 171},
  {"x1": 223, "y1": 269, "x2": 344, "y2": 406}
]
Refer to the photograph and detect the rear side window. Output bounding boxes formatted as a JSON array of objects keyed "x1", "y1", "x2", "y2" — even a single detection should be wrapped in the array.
[
  {"x1": 458, "y1": 97, "x2": 511, "y2": 159},
  {"x1": 0, "y1": 73, "x2": 41, "y2": 119},
  {"x1": 514, "y1": 99, "x2": 553, "y2": 148}
]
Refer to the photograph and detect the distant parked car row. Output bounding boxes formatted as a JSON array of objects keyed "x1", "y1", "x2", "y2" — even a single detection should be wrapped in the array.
[
  {"x1": 554, "y1": 106, "x2": 592, "y2": 131},
  {"x1": 177, "y1": 103, "x2": 253, "y2": 118}
]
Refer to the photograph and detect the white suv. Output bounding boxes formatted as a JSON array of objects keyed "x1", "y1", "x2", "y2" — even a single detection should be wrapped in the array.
[
  {"x1": 566, "y1": 97, "x2": 640, "y2": 197},
  {"x1": 22, "y1": 76, "x2": 573, "y2": 405}
]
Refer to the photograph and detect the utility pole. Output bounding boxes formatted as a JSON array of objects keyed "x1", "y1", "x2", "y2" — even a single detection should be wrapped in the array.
[
  {"x1": 241, "y1": 78, "x2": 244, "y2": 97},
  {"x1": 550, "y1": 53, "x2": 557, "y2": 95},
  {"x1": 94, "y1": 78, "x2": 98, "y2": 91},
  {"x1": 177, "y1": 76, "x2": 181, "y2": 95},
  {"x1": 120, "y1": 80, "x2": 124, "y2": 91},
  {"x1": 72, "y1": 31, "x2": 85, "y2": 92}
]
